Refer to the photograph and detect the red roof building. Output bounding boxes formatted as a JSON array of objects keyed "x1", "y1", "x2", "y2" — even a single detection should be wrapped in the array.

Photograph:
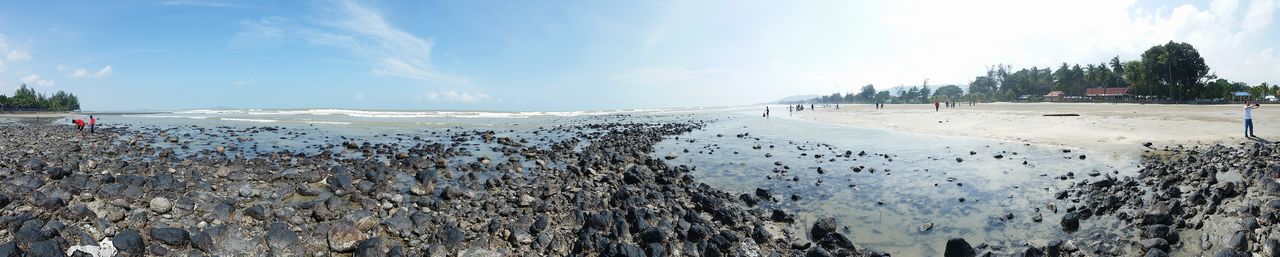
[{"x1": 1086, "y1": 87, "x2": 1130, "y2": 97}]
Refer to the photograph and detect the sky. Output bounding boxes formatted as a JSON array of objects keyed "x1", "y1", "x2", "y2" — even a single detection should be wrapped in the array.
[{"x1": 0, "y1": 0, "x2": 1277, "y2": 111}]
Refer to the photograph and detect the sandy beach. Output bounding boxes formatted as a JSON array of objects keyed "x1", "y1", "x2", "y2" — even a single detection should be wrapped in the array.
[{"x1": 796, "y1": 102, "x2": 1266, "y2": 156}]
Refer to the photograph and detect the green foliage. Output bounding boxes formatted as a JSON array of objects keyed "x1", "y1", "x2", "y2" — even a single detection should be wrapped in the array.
[
  {"x1": 1140, "y1": 41, "x2": 1211, "y2": 101},
  {"x1": 0, "y1": 84, "x2": 81, "y2": 111},
  {"x1": 787, "y1": 41, "x2": 1257, "y2": 104},
  {"x1": 933, "y1": 85, "x2": 964, "y2": 100},
  {"x1": 856, "y1": 84, "x2": 876, "y2": 102}
]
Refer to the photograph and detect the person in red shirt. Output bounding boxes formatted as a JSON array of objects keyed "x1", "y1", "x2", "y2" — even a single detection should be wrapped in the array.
[
  {"x1": 89, "y1": 115, "x2": 96, "y2": 134},
  {"x1": 72, "y1": 119, "x2": 85, "y2": 137}
]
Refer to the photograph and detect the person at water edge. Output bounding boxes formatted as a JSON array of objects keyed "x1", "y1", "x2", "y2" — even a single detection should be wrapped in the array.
[
  {"x1": 810, "y1": 104, "x2": 814, "y2": 111},
  {"x1": 72, "y1": 118, "x2": 85, "y2": 137},
  {"x1": 1245, "y1": 101, "x2": 1260, "y2": 137},
  {"x1": 764, "y1": 106, "x2": 770, "y2": 118},
  {"x1": 934, "y1": 101, "x2": 939, "y2": 111},
  {"x1": 89, "y1": 115, "x2": 96, "y2": 135}
]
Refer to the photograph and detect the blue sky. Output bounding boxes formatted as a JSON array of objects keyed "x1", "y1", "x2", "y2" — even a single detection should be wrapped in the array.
[{"x1": 0, "y1": 0, "x2": 1276, "y2": 111}]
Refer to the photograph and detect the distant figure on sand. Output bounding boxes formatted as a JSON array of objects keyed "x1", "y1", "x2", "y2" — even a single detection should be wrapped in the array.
[
  {"x1": 1245, "y1": 101, "x2": 1260, "y2": 137},
  {"x1": 764, "y1": 106, "x2": 770, "y2": 118},
  {"x1": 934, "y1": 101, "x2": 940, "y2": 111}
]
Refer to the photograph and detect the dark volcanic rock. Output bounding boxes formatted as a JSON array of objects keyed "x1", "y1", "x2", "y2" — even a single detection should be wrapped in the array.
[
  {"x1": 811, "y1": 217, "x2": 837, "y2": 240},
  {"x1": 267, "y1": 222, "x2": 303, "y2": 256},
  {"x1": 245, "y1": 205, "x2": 269, "y2": 221},
  {"x1": 113, "y1": 229, "x2": 145, "y2": 257},
  {"x1": 1060, "y1": 212, "x2": 1080, "y2": 232},
  {"x1": 150, "y1": 227, "x2": 191, "y2": 246},
  {"x1": 26, "y1": 240, "x2": 62, "y2": 257},
  {"x1": 354, "y1": 237, "x2": 388, "y2": 257},
  {"x1": 0, "y1": 242, "x2": 17, "y2": 257},
  {"x1": 190, "y1": 230, "x2": 214, "y2": 253},
  {"x1": 944, "y1": 238, "x2": 976, "y2": 257}
]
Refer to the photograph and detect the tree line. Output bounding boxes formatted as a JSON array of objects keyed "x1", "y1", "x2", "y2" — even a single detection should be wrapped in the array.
[
  {"x1": 788, "y1": 41, "x2": 1273, "y2": 104},
  {"x1": 0, "y1": 84, "x2": 81, "y2": 111}
]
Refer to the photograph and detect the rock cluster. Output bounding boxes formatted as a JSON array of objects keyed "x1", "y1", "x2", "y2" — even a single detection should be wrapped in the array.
[{"x1": 0, "y1": 119, "x2": 877, "y2": 256}]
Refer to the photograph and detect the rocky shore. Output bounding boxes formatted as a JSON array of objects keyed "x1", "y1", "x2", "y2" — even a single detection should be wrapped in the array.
[
  {"x1": 1034, "y1": 141, "x2": 1280, "y2": 256},
  {"x1": 0, "y1": 120, "x2": 879, "y2": 256}
]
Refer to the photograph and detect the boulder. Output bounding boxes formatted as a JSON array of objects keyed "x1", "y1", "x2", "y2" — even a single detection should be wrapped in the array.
[
  {"x1": 943, "y1": 238, "x2": 976, "y2": 257},
  {"x1": 149, "y1": 228, "x2": 190, "y2": 247},
  {"x1": 810, "y1": 217, "x2": 837, "y2": 240}
]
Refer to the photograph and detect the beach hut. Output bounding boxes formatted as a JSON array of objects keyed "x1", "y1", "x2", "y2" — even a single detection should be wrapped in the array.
[
  {"x1": 1044, "y1": 91, "x2": 1064, "y2": 101},
  {"x1": 1086, "y1": 87, "x2": 1130, "y2": 101}
]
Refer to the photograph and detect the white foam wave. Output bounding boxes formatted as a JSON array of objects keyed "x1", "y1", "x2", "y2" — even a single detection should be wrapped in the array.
[
  {"x1": 125, "y1": 115, "x2": 209, "y2": 119},
  {"x1": 302, "y1": 121, "x2": 352, "y2": 125},
  {"x1": 170, "y1": 108, "x2": 681, "y2": 119},
  {"x1": 220, "y1": 118, "x2": 277, "y2": 123}
]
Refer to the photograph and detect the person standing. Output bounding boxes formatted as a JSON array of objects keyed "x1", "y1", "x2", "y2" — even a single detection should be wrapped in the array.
[
  {"x1": 1246, "y1": 101, "x2": 1260, "y2": 137},
  {"x1": 934, "y1": 101, "x2": 940, "y2": 111},
  {"x1": 89, "y1": 115, "x2": 96, "y2": 135},
  {"x1": 765, "y1": 106, "x2": 770, "y2": 118}
]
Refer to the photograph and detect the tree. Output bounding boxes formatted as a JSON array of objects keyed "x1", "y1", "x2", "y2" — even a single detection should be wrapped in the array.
[
  {"x1": 919, "y1": 85, "x2": 932, "y2": 103},
  {"x1": 933, "y1": 85, "x2": 964, "y2": 100},
  {"x1": 874, "y1": 90, "x2": 891, "y2": 103},
  {"x1": 1141, "y1": 41, "x2": 1210, "y2": 100},
  {"x1": 0, "y1": 84, "x2": 80, "y2": 111},
  {"x1": 856, "y1": 84, "x2": 876, "y2": 102}
]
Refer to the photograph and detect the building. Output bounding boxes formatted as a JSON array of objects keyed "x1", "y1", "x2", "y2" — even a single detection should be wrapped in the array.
[{"x1": 1044, "y1": 91, "x2": 1064, "y2": 101}]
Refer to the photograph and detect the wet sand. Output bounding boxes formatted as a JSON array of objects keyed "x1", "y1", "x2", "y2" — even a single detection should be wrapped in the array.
[{"x1": 798, "y1": 102, "x2": 1265, "y2": 156}]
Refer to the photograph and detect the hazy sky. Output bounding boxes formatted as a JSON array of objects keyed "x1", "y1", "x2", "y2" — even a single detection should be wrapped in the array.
[{"x1": 0, "y1": 0, "x2": 1276, "y2": 111}]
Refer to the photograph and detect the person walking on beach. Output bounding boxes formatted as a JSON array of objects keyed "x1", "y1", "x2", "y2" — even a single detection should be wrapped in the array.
[
  {"x1": 1245, "y1": 101, "x2": 1260, "y2": 137},
  {"x1": 934, "y1": 101, "x2": 940, "y2": 112},
  {"x1": 764, "y1": 106, "x2": 770, "y2": 118}
]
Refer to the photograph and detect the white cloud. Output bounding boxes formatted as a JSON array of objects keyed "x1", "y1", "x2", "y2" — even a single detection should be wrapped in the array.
[
  {"x1": 93, "y1": 65, "x2": 113, "y2": 78},
  {"x1": 308, "y1": 0, "x2": 468, "y2": 84},
  {"x1": 7, "y1": 49, "x2": 30, "y2": 61},
  {"x1": 612, "y1": 66, "x2": 725, "y2": 84},
  {"x1": 0, "y1": 60, "x2": 6, "y2": 73},
  {"x1": 355, "y1": 93, "x2": 366, "y2": 101},
  {"x1": 232, "y1": 79, "x2": 255, "y2": 85},
  {"x1": 424, "y1": 90, "x2": 490, "y2": 103},
  {"x1": 231, "y1": 1, "x2": 468, "y2": 86},
  {"x1": 72, "y1": 68, "x2": 87, "y2": 77},
  {"x1": 20, "y1": 74, "x2": 54, "y2": 87}
]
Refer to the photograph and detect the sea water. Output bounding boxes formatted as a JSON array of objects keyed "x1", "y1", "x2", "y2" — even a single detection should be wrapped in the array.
[{"x1": 652, "y1": 108, "x2": 1140, "y2": 255}]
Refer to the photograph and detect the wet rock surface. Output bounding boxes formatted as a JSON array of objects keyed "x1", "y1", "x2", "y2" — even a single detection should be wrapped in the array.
[
  {"x1": 1018, "y1": 142, "x2": 1280, "y2": 256},
  {"x1": 0, "y1": 119, "x2": 878, "y2": 256}
]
